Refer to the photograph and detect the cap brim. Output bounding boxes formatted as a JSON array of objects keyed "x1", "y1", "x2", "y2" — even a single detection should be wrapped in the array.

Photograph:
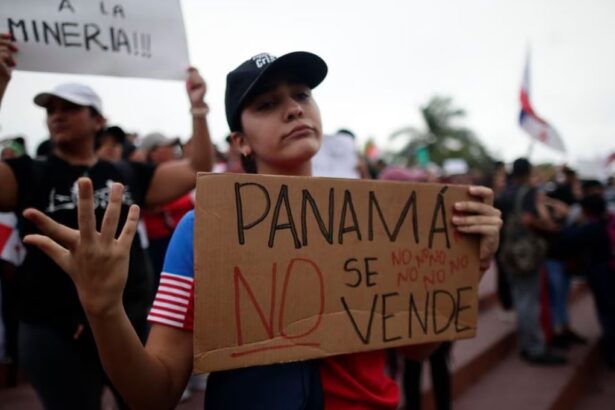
[
  {"x1": 239, "y1": 51, "x2": 328, "y2": 110},
  {"x1": 34, "y1": 91, "x2": 96, "y2": 111},
  {"x1": 167, "y1": 137, "x2": 180, "y2": 146},
  {"x1": 139, "y1": 136, "x2": 180, "y2": 151}
]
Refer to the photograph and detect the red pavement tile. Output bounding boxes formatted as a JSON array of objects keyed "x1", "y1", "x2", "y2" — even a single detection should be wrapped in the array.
[
  {"x1": 0, "y1": 385, "x2": 42, "y2": 410},
  {"x1": 0, "y1": 386, "x2": 122, "y2": 410},
  {"x1": 0, "y1": 385, "x2": 205, "y2": 410},
  {"x1": 573, "y1": 363, "x2": 615, "y2": 410},
  {"x1": 453, "y1": 293, "x2": 601, "y2": 410}
]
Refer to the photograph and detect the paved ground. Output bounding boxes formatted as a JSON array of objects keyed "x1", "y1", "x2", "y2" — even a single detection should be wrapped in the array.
[
  {"x1": 574, "y1": 362, "x2": 615, "y2": 410},
  {"x1": 1, "y1": 269, "x2": 610, "y2": 410},
  {"x1": 0, "y1": 385, "x2": 206, "y2": 410}
]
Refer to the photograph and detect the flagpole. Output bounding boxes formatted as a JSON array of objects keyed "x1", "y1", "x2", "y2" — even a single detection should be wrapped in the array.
[{"x1": 526, "y1": 138, "x2": 535, "y2": 159}]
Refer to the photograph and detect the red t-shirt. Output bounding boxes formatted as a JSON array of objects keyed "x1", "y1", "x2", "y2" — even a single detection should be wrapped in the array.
[
  {"x1": 321, "y1": 352, "x2": 399, "y2": 409},
  {"x1": 143, "y1": 194, "x2": 193, "y2": 240}
]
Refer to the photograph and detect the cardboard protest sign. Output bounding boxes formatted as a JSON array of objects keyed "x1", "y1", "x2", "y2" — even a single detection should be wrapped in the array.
[
  {"x1": 0, "y1": 0, "x2": 189, "y2": 80},
  {"x1": 194, "y1": 173, "x2": 480, "y2": 373}
]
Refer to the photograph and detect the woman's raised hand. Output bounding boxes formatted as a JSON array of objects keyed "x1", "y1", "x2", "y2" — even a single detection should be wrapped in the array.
[{"x1": 0, "y1": 33, "x2": 17, "y2": 84}]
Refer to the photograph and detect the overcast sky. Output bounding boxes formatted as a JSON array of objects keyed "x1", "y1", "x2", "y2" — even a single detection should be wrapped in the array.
[{"x1": 1, "y1": 0, "x2": 614, "y2": 169}]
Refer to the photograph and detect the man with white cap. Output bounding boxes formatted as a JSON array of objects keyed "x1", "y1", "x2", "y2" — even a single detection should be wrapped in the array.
[
  {"x1": 139, "y1": 132, "x2": 181, "y2": 164},
  {"x1": 34, "y1": 82, "x2": 104, "y2": 112},
  {"x1": 138, "y1": 131, "x2": 191, "y2": 285},
  {"x1": 0, "y1": 32, "x2": 213, "y2": 409}
]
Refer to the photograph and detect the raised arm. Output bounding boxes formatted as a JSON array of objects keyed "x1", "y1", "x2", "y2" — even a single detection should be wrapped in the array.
[
  {"x1": 185, "y1": 67, "x2": 214, "y2": 173},
  {"x1": 0, "y1": 33, "x2": 17, "y2": 107},
  {"x1": 145, "y1": 68, "x2": 214, "y2": 207},
  {"x1": 23, "y1": 179, "x2": 192, "y2": 409},
  {"x1": 0, "y1": 163, "x2": 18, "y2": 211},
  {"x1": 0, "y1": 33, "x2": 19, "y2": 211}
]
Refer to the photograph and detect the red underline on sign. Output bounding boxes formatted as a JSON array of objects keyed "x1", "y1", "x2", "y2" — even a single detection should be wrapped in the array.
[{"x1": 230, "y1": 342, "x2": 321, "y2": 358}]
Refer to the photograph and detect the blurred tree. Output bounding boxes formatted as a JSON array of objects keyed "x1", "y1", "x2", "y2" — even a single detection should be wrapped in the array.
[{"x1": 390, "y1": 96, "x2": 494, "y2": 172}]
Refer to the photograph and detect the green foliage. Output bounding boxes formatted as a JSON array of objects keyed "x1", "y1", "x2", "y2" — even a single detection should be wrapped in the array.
[{"x1": 390, "y1": 96, "x2": 494, "y2": 172}]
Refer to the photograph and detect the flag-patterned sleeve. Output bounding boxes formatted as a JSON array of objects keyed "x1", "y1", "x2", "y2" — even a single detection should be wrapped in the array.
[{"x1": 147, "y1": 210, "x2": 195, "y2": 330}]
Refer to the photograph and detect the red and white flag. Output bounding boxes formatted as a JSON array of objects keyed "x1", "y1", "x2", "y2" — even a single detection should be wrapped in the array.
[
  {"x1": 519, "y1": 55, "x2": 566, "y2": 153},
  {"x1": 0, "y1": 213, "x2": 26, "y2": 266}
]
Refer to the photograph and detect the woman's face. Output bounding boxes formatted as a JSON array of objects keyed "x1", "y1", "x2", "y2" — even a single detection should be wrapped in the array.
[
  {"x1": 46, "y1": 97, "x2": 104, "y2": 149},
  {"x1": 235, "y1": 81, "x2": 322, "y2": 175}
]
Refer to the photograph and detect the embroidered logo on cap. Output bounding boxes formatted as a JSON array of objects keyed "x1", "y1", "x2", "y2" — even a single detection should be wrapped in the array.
[{"x1": 252, "y1": 53, "x2": 277, "y2": 68}]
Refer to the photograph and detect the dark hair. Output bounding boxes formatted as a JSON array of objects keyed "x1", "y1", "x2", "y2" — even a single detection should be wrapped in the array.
[
  {"x1": 582, "y1": 179, "x2": 603, "y2": 193},
  {"x1": 89, "y1": 107, "x2": 103, "y2": 118},
  {"x1": 95, "y1": 125, "x2": 126, "y2": 150},
  {"x1": 102, "y1": 126, "x2": 126, "y2": 143},
  {"x1": 337, "y1": 129, "x2": 356, "y2": 139},
  {"x1": 580, "y1": 194, "x2": 606, "y2": 217},
  {"x1": 122, "y1": 141, "x2": 137, "y2": 160},
  {"x1": 240, "y1": 154, "x2": 257, "y2": 174},
  {"x1": 512, "y1": 158, "x2": 532, "y2": 178},
  {"x1": 36, "y1": 139, "x2": 53, "y2": 158},
  {"x1": 231, "y1": 124, "x2": 258, "y2": 174},
  {"x1": 86, "y1": 107, "x2": 106, "y2": 148},
  {"x1": 563, "y1": 167, "x2": 577, "y2": 179}
]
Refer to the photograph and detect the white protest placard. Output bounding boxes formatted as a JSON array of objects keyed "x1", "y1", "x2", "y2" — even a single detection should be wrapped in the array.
[
  {"x1": 0, "y1": 0, "x2": 190, "y2": 80},
  {"x1": 312, "y1": 132, "x2": 361, "y2": 179}
]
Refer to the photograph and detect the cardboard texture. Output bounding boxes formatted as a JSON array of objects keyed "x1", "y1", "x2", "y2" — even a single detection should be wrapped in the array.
[{"x1": 194, "y1": 173, "x2": 480, "y2": 373}]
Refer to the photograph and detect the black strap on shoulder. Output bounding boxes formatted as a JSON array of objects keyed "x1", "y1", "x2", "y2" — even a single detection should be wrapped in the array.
[{"x1": 503, "y1": 185, "x2": 530, "y2": 236}]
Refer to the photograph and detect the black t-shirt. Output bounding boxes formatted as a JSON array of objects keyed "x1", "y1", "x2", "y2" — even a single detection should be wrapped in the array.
[
  {"x1": 564, "y1": 219, "x2": 612, "y2": 267},
  {"x1": 549, "y1": 184, "x2": 577, "y2": 206},
  {"x1": 495, "y1": 183, "x2": 539, "y2": 256},
  {"x1": 5, "y1": 154, "x2": 156, "y2": 327},
  {"x1": 496, "y1": 182, "x2": 538, "y2": 223}
]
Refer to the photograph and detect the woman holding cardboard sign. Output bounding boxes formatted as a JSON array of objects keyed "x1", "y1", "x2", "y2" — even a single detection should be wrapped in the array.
[{"x1": 21, "y1": 50, "x2": 502, "y2": 409}]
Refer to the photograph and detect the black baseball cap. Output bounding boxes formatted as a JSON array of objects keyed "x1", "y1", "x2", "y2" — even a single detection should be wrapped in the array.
[
  {"x1": 225, "y1": 51, "x2": 328, "y2": 132},
  {"x1": 100, "y1": 126, "x2": 126, "y2": 144}
]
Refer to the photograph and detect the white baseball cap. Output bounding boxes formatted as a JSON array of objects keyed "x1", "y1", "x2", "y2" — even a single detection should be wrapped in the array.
[
  {"x1": 139, "y1": 132, "x2": 180, "y2": 152},
  {"x1": 34, "y1": 83, "x2": 103, "y2": 114}
]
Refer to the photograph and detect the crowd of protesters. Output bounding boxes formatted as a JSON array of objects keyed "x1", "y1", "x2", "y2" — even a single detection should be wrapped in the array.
[
  {"x1": 493, "y1": 159, "x2": 615, "y2": 368},
  {"x1": 0, "y1": 29, "x2": 613, "y2": 410}
]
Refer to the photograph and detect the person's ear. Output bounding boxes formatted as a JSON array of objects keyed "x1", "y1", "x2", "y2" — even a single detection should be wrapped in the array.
[
  {"x1": 231, "y1": 131, "x2": 252, "y2": 157},
  {"x1": 94, "y1": 115, "x2": 107, "y2": 133}
]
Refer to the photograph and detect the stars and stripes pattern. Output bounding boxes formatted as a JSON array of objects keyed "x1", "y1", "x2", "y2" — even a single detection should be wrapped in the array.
[{"x1": 148, "y1": 272, "x2": 194, "y2": 330}]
